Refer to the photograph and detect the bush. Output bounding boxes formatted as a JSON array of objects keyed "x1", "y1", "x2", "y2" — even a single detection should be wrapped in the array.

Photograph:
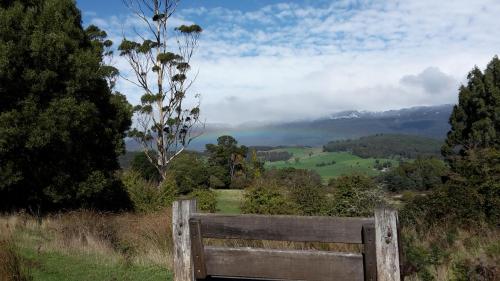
[
  {"x1": 169, "y1": 152, "x2": 210, "y2": 194},
  {"x1": 189, "y1": 189, "x2": 217, "y2": 213},
  {"x1": 325, "y1": 174, "x2": 385, "y2": 217},
  {"x1": 378, "y1": 157, "x2": 448, "y2": 192},
  {"x1": 121, "y1": 170, "x2": 177, "y2": 213},
  {"x1": 241, "y1": 181, "x2": 299, "y2": 215},
  {"x1": 261, "y1": 168, "x2": 325, "y2": 215},
  {"x1": 400, "y1": 183, "x2": 485, "y2": 230}
]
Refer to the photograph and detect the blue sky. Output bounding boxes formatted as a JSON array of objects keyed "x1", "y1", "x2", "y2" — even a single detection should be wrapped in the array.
[{"x1": 78, "y1": 0, "x2": 500, "y2": 124}]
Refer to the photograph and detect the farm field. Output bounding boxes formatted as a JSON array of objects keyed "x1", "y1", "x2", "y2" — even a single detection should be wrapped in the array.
[{"x1": 264, "y1": 147, "x2": 398, "y2": 181}]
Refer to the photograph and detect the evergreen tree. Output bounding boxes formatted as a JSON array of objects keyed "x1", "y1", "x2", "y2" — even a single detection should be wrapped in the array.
[
  {"x1": 441, "y1": 56, "x2": 500, "y2": 225},
  {"x1": 0, "y1": 0, "x2": 132, "y2": 212},
  {"x1": 443, "y1": 56, "x2": 500, "y2": 164}
]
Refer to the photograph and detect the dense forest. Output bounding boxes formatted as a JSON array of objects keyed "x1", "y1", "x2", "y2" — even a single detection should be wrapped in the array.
[{"x1": 323, "y1": 134, "x2": 443, "y2": 159}]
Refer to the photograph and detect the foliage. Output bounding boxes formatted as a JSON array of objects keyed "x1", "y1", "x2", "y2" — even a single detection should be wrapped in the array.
[
  {"x1": 189, "y1": 189, "x2": 217, "y2": 213},
  {"x1": 206, "y1": 135, "x2": 249, "y2": 188},
  {"x1": 325, "y1": 174, "x2": 385, "y2": 217},
  {"x1": 323, "y1": 134, "x2": 442, "y2": 159},
  {"x1": 379, "y1": 157, "x2": 448, "y2": 192},
  {"x1": 373, "y1": 159, "x2": 392, "y2": 170},
  {"x1": 442, "y1": 56, "x2": 500, "y2": 166},
  {"x1": 121, "y1": 170, "x2": 176, "y2": 213},
  {"x1": 130, "y1": 150, "x2": 209, "y2": 194},
  {"x1": 122, "y1": 0, "x2": 202, "y2": 182},
  {"x1": 241, "y1": 181, "x2": 299, "y2": 215},
  {"x1": 0, "y1": 0, "x2": 132, "y2": 212},
  {"x1": 448, "y1": 148, "x2": 499, "y2": 225},
  {"x1": 401, "y1": 184, "x2": 484, "y2": 230},
  {"x1": 131, "y1": 152, "x2": 161, "y2": 182},
  {"x1": 264, "y1": 168, "x2": 325, "y2": 215},
  {"x1": 438, "y1": 56, "x2": 500, "y2": 227},
  {"x1": 168, "y1": 152, "x2": 210, "y2": 194}
]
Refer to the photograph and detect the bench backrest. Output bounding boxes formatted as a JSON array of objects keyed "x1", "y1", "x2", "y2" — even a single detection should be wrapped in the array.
[{"x1": 172, "y1": 200, "x2": 402, "y2": 281}]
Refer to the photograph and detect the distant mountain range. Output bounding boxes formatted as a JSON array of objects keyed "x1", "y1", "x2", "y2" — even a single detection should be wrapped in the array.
[{"x1": 126, "y1": 104, "x2": 453, "y2": 151}]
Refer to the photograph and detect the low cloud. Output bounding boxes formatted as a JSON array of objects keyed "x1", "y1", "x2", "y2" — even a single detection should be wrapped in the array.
[
  {"x1": 84, "y1": 0, "x2": 500, "y2": 124},
  {"x1": 400, "y1": 67, "x2": 458, "y2": 95}
]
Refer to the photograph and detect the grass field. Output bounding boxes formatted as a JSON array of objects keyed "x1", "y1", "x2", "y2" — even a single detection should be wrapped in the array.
[
  {"x1": 265, "y1": 147, "x2": 398, "y2": 181},
  {"x1": 18, "y1": 247, "x2": 170, "y2": 281},
  {"x1": 0, "y1": 211, "x2": 172, "y2": 281},
  {"x1": 215, "y1": 189, "x2": 243, "y2": 214}
]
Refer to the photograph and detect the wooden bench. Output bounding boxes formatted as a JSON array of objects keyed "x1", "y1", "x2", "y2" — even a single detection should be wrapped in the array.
[{"x1": 172, "y1": 199, "x2": 403, "y2": 281}]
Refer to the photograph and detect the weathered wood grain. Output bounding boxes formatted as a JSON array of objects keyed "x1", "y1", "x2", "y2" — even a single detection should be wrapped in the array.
[
  {"x1": 189, "y1": 218, "x2": 207, "y2": 279},
  {"x1": 362, "y1": 223, "x2": 377, "y2": 281},
  {"x1": 173, "y1": 200, "x2": 197, "y2": 281},
  {"x1": 204, "y1": 246, "x2": 364, "y2": 281},
  {"x1": 192, "y1": 213, "x2": 373, "y2": 243},
  {"x1": 374, "y1": 208, "x2": 402, "y2": 281}
]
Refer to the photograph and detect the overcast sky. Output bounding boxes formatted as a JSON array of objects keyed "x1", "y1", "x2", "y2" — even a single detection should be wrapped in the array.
[{"x1": 79, "y1": 0, "x2": 500, "y2": 124}]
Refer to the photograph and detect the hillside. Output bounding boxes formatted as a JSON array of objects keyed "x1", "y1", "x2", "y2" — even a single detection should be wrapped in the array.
[
  {"x1": 126, "y1": 105, "x2": 453, "y2": 151},
  {"x1": 264, "y1": 147, "x2": 398, "y2": 181},
  {"x1": 323, "y1": 134, "x2": 443, "y2": 159}
]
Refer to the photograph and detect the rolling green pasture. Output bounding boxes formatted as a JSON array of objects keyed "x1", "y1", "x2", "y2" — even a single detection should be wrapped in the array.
[{"x1": 265, "y1": 147, "x2": 397, "y2": 181}]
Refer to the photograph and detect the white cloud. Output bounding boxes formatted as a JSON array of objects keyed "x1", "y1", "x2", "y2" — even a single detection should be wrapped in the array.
[{"x1": 86, "y1": 0, "x2": 500, "y2": 124}]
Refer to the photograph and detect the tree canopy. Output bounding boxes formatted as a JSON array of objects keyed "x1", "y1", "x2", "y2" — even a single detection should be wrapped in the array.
[
  {"x1": 443, "y1": 56, "x2": 500, "y2": 165},
  {"x1": 205, "y1": 135, "x2": 248, "y2": 188},
  {"x1": 0, "y1": 0, "x2": 132, "y2": 212}
]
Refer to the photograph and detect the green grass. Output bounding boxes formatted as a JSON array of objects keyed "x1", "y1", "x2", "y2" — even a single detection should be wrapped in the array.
[
  {"x1": 18, "y1": 247, "x2": 171, "y2": 281},
  {"x1": 265, "y1": 147, "x2": 398, "y2": 181},
  {"x1": 6, "y1": 215, "x2": 172, "y2": 281},
  {"x1": 215, "y1": 189, "x2": 243, "y2": 214}
]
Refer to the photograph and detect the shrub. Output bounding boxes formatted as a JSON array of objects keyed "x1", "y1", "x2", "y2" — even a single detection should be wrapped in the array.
[
  {"x1": 241, "y1": 181, "x2": 299, "y2": 215},
  {"x1": 189, "y1": 189, "x2": 217, "y2": 213},
  {"x1": 169, "y1": 152, "x2": 210, "y2": 194},
  {"x1": 325, "y1": 174, "x2": 385, "y2": 217},
  {"x1": 400, "y1": 183, "x2": 485, "y2": 230},
  {"x1": 121, "y1": 170, "x2": 177, "y2": 213},
  {"x1": 378, "y1": 157, "x2": 448, "y2": 192},
  {"x1": 260, "y1": 168, "x2": 325, "y2": 215}
]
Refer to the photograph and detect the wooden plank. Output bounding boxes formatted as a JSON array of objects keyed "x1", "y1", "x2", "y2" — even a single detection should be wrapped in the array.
[
  {"x1": 374, "y1": 208, "x2": 401, "y2": 281},
  {"x1": 173, "y1": 199, "x2": 197, "y2": 281},
  {"x1": 397, "y1": 217, "x2": 405, "y2": 280},
  {"x1": 192, "y1": 213, "x2": 373, "y2": 243},
  {"x1": 362, "y1": 223, "x2": 377, "y2": 281},
  {"x1": 204, "y1": 246, "x2": 364, "y2": 281},
  {"x1": 189, "y1": 218, "x2": 207, "y2": 279}
]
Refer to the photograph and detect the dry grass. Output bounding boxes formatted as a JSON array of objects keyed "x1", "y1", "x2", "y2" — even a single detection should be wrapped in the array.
[
  {"x1": 402, "y1": 223, "x2": 499, "y2": 281},
  {"x1": 0, "y1": 209, "x2": 174, "y2": 271},
  {"x1": 2, "y1": 209, "x2": 497, "y2": 280},
  {"x1": 0, "y1": 219, "x2": 32, "y2": 281}
]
